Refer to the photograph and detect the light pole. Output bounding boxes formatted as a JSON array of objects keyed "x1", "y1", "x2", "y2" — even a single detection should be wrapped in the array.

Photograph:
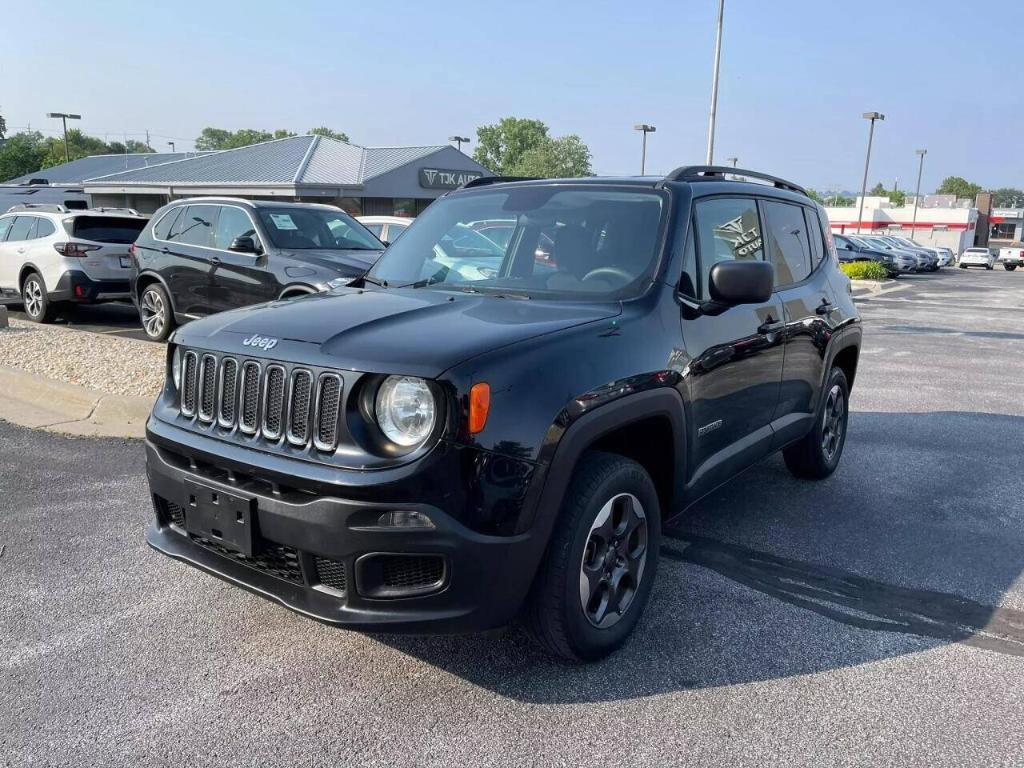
[
  {"x1": 449, "y1": 136, "x2": 470, "y2": 153},
  {"x1": 633, "y1": 124, "x2": 656, "y2": 174},
  {"x1": 856, "y1": 111, "x2": 885, "y2": 234},
  {"x1": 910, "y1": 149, "x2": 927, "y2": 240},
  {"x1": 705, "y1": 0, "x2": 725, "y2": 164},
  {"x1": 168, "y1": 141, "x2": 176, "y2": 152},
  {"x1": 725, "y1": 156, "x2": 738, "y2": 167},
  {"x1": 47, "y1": 112, "x2": 81, "y2": 164}
]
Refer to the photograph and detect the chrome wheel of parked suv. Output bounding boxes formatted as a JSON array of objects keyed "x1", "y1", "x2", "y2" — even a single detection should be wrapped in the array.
[
  {"x1": 139, "y1": 283, "x2": 175, "y2": 342},
  {"x1": 526, "y1": 452, "x2": 661, "y2": 661},
  {"x1": 22, "y1": 273, "x2": 54, "y2": 323}
]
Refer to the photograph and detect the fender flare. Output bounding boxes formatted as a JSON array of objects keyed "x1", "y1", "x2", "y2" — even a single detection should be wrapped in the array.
[
  {"x1": 135, "y1": 271, "x2": 177, "y2": 313},
  {"x1": 518, "y1": 387, "x2": 687, "y2": 539},
  {"x1": 18, "y1": 262, "x2": 44, "y2": 290}
]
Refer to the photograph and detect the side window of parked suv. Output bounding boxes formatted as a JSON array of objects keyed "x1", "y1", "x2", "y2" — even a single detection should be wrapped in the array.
[
  {"x1": 35, "y1": 219, "x2": 56, "y2": 239},
  {"x1": 693, "y1": 197, "x2": 764, "y2": 300},
  {"x1": 214, "y1": 206, "x2": 259, "y2": 250},
  {"x1": 152, "y1": 207, "x2": 182, "y2": 241},
  {"x1": 176, "y1": 204, "x2": 218, "y2": 248},
  {"x1": 805, "y1": 209, "x2": 825, "y2": 265},
  {"x1": 6, "y1": 216, "x2": 37, "y2": 242},
  {"x1": 0, "y1": 217, "x2": 12, "y2": 241},
  {"x1": 762, "y1": 200, "x2": 811, "y2": 286}
]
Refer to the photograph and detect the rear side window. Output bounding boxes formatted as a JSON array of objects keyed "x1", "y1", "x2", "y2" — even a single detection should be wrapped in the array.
[
  {"x1": 175, "y1": 205, "x2": 218, "y2": 248},
  {"x1": 6, "y1": 216, "x2": 36, "y2": 242},
  {"x1": 72, "y1": 216, "x2": 147, "y2": 244},
  {"x1": 364, "y1": 223, "x2": 383, "y2": 237},
  {"x1": 35, "y1": 219, "x2": 57, "y2": 239},
  {"x1": 693, "y1": 197, "x2": 764, "y2": 300},
  {"x1": 152, "y1": 208, "x2": 183, "y2": 241},
  {"x1": 762, "y1": 200, "x2": 811, "y2": 286},
  {"x1": 805, "y1": 208, "x2": 825, "y2": 265}
]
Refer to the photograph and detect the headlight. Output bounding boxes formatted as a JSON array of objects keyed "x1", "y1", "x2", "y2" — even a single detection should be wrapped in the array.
[
  {"x1": 326, "y1": 277, "x2": 354, "y2": 290},
  {"x1": 171, "y1": 346, "x2": 182, "y2": 391},
  {"x1": 375, "y1": 376, "x2": 436, "y2": 447}
]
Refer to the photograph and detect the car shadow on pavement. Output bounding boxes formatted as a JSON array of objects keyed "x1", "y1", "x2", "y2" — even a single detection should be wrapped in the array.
[{"x1": 376, "y1": 410, "x2": 1024, "y2": 703}]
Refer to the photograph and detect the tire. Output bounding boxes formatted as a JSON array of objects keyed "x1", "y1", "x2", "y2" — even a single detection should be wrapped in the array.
[
  {"x1": 986, "y1": 264, "x2": 994, "y2": 270},
  {"x1": 783, "y1": 367, "x2": 850, "y2": 480},
  {"x1": 524, "y1": 451, "x2": 661, "y2": 662},
  {"x1": 959, "y1": 264, "x2": 967, "y2": 269},
  {"x1": 138, "y1": 282, "x2": 175, "y2": 342},
  {"x1": 1005, "y1": 265, "x2": 1017, "y2": 271},
  {"x1": 21, "y1": 272, "x2": 55, "y2": 323}
]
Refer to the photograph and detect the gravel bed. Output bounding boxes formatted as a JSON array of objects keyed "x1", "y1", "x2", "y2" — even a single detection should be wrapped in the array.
[{"x1": 0, "y1": 319, "x2": 164, "y2": 398}]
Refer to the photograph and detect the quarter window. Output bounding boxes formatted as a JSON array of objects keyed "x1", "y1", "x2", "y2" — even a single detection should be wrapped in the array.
[
  {"x1": 153, "y1": 207, "x2": 182, "y2": 240},
  {"x1": 762, "y1": 200, "x2": 812, "y2": 286},
  {"x1": 176, "y1": 205, "x2": 218, "y2": 248},
  {"x1": 0, "y1": 217, "x2": 15, "y2": 241},
  {"x1": 693, "y1": 197, "x2": 764, "y2": 300},
  {"x1": 805, "y1": 208, "x2": 825, "y2": 265},
  {"x1": 214, "y1": 206, "x2": 258, "y2": 250},
  {"x1": 34, "y1": 219, "x2": 56, "y2": 239}
]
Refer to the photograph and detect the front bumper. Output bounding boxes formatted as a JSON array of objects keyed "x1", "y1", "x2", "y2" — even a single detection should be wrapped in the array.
[
  {"x1": 144, "y1": 423, "x2": 547, "y2": 634},
  {"x1": 52, "y1": 270, "x2": 130, "y2": 303}
]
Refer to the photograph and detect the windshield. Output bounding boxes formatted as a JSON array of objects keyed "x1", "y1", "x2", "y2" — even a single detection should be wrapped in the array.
[
  {"x1": 256, "y1": 207, "x2": 382, "y2": 251},
  {"x1": 367, "y1": 186, "x2": 665, "y2": 299}
]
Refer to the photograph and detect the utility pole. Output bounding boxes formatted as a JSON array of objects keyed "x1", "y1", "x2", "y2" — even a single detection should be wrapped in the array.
[
  {"x1": 705, "y1": 0, "x2": 725, "y2": 164},
  {"x1": 47, "y1": 112, "x2": 81, "y2": 164},
  {"x1": 857, "y1": 112, "x2": 885, "y2": 234},
  {"x1": 910, "y1": 149, "x2": 927, "y2": 240}
]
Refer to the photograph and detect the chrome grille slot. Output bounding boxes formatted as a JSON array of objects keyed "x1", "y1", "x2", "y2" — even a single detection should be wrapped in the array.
[
  {"x1": 181, "y1": 351, "x2": 199, "y2": 417},
  {"x1": 262, "y1": 365, "x2": 287, "y2": 440},
  {"x1": 238, "y1": 361, "x2": 262, "y2": 434},
  {"x1": 313, "y1": 373, "x2": 343, "y2": 451},
  {"x1": 218, "y1": 358, "x2": 239, "y2": 427},
  {"x1": 287, "y1": 369, "x2": 313, "y2": 446},
  {"x1": 197, "y1": 354, "x2": 217, "y2": 422}
]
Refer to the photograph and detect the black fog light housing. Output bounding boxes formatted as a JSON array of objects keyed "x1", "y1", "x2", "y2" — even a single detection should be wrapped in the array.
[{"x1": 377, "y1": 510, "x2": 435, "y2": 529}]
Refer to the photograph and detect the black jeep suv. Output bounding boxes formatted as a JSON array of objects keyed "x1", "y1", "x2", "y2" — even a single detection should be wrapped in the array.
[
  {"x1": 130, "y1": 198, "x2": 383, "y2": 341},
  {"x1": 144, "y1": 168, "x2": 861, "y2": 661}
]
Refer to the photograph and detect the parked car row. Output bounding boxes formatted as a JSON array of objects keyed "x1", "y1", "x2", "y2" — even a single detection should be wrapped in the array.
[{"x1": 832, "y1": 232, "x2": 953, "y2": 275}]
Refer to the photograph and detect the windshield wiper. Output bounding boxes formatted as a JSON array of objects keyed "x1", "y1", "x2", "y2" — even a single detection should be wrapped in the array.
[{"x1": 360, "y1": 275, "x2": 389, "y2": 287}]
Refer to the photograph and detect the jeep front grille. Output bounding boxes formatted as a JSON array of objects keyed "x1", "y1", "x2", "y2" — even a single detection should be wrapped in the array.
[{"x1": 177, "y1": 349, "x2": 344, "y2": 453}]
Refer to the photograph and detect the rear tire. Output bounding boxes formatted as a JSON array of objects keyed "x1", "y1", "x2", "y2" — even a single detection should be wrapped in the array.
[
  {"x1": 21, "y1": 272, "x2": 55, "y2": 323},
  {"x1": 139, "y1": 282, "x2": 175, "y2": 342},
  {"x1": 524, "y1": 452, "x2": 661, "y2": 662},
  {"x1": 1005, "y1": 265, "x2": 1017, "y2": 271},
  {"x1": 783, "y1": 367, "x2": 850, "y2": 480}
]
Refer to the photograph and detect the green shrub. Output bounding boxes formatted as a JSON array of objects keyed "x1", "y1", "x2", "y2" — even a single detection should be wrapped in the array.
[{"x1": 840, "y1": 261, "x2": 889, "y2": 280}]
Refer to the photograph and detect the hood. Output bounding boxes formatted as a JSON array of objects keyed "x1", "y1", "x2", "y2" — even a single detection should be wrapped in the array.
[
  {"x1": 278, "y1": 247, "x2": 381, "y2": 273},
  {"x1": 174, "y1": 287, "x2": 621, "y2": 378}
]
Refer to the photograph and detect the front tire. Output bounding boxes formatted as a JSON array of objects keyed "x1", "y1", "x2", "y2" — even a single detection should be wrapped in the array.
[
  {"x1": 783, "y1": 367, "x2": 850, "y2": 480},
  {"x1": 21, "y1": 272, "x2": 55, "y2": 323},
  {"x1": 524, "y1": 452, "x2": 661, "y2": 662},
  {"x1": 139, "y1": 282, "x2": 175, "y2": 341},
  {"x1": 1005, "y1": 265, "x2": 1017, "y2": 271}
]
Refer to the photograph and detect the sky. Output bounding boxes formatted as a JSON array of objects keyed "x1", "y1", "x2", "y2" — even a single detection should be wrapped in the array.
[{"x1": 2, "y1": 0, "x2": 1021, "y2": 193}]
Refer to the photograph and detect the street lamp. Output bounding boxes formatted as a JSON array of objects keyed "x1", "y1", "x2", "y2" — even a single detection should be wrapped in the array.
[
  {"x1": 725, "y1": 156, "x2": 738, "y2": 168},
  {"x1": 705, "y1": 0, "x2": 726, "y2": 164},
  {"x1": 449, "y1": 135, "x2": 470, "y2": 153},
  {"x1": 856, "y1": 111, "x2": 885, "y2": 234},
  {"x1": 168, "y1": 141, "x2": 176, "y2": 152},
  {"x1": 47, "y1": 112, "x2": 81, "y2": 164},
  {"x1": 634, "y1": 124, "x2": 656, "y2": 174},
  {"x1": 911, "y1": 149, "x2": 927, "y2": 240}
]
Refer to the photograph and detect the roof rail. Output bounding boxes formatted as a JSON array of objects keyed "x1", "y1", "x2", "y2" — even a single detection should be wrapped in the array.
[
  {"x1": 662, "y1": 165, "x2": 807, "y2": 196},
  {"x1": 459, "y1": 175, "x2": 539, "y2": 190},
  {"x1": 4, "y1": 203, "x2": 69, "y2": 214},
  {"x1": 90, "y1": 207, "x2": 142, "y2": 216}
]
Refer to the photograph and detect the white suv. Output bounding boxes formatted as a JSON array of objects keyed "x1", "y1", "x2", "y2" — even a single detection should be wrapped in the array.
[{"x1": 0, "y1": 204, "x2": 148, "y2": 322}]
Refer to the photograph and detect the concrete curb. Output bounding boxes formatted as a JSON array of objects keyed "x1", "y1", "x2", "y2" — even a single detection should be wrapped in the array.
[{"x1": 0, "y1": 365, "x2": 152, "y2": 439}]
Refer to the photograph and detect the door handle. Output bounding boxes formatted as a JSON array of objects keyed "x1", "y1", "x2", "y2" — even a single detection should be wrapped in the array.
[
  {"x1": 758, "y1": 318, "x2": 785, "y2": 335},
  {"x1": 160, "y1": 247, "x2": 170, "y2": 254},
  {"x1": 209, "y1": 256, "x2": 221, "y2": 266},
  {"x1": 816, "y1": 300, "x2": 839, "y2": 316}
]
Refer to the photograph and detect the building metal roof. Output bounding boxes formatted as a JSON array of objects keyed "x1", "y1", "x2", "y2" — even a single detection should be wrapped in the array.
[
  {"x1": 84, "y1": 136, "x2": 478, "y2": 188},
  {"x1": 4, "y1": 152, "x2": 210, "y2": 185}
]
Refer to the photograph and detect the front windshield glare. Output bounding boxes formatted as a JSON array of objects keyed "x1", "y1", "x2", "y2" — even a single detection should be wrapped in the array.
[
  {"x1": 256, "y1": 207, "x2": 382, "y2": 251},
  {"x1": 367, "y1": 187, "x2": 665, "y2": 298}
]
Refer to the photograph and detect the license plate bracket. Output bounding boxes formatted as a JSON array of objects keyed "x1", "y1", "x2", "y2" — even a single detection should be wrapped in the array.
[
  {"x1": 119, "y1": 256, "x2": 131, "y2": 268},
  {"x1": 183, "y1": 479, "x2": 255, "y2": 557}
]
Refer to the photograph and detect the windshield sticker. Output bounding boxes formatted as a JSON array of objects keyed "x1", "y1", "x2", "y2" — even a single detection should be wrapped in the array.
[{"x1": 269, "y1": 213, "x2": 298, "y2": 230}]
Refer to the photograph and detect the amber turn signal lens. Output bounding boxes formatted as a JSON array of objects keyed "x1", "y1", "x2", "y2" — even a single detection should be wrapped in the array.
[{"x1": 469, "y1": 382, "x2": 490, "y2": 434}]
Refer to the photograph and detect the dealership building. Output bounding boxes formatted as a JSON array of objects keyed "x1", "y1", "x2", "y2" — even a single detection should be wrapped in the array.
[
  {"x1": 78, "y1": 135, "x2": 490, "y2": 216},
  {"x1": 824, "y1": 195, "x2": 982, "y2": 252}
]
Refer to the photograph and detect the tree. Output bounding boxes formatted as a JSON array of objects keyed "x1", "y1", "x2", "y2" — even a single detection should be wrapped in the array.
[
  {"x1": 0, "y1": 111, "x2": 6, "y2": 141},
  {"x1": 888, "y1": 189, "x2": 906, "y2": 206},
  {"x1": 510, "y1": 135, "x2": 592, "y2": 178},
  {"x1": 107, "y1": 139, "x2": 155, "y2": 155},
  {"x1": 473, "y1": 117, "x2": 549, "y2": 175},
  {"x1": 936, "y1": 175, "x2": 982, "y2": 201},
  {"x1": 41, "y1": 129, "x2": 109, "y2": 168},
  {"x1": 869, "y1": 182, "x2": 886, "y2": 196},
  {"x1": 0, "y1": 131, "x2": 47, "y2": 181},
  {"x1": 194, "y1": 127, "x2": 297, "y2": 151},
  {"x1": 990, "y1": 187, "x2": 1024, "y2": 207},
  {"x1": 308, "y1": 127, "x2": 350, "y2": 142},
  {"x1": 806, "y1": 188, "x2": 824, "y2": 203}
]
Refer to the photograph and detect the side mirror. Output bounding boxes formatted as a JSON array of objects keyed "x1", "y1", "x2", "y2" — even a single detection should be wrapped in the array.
[
  {"x1": 229, "y1": 235, "x2": 260, "y2": 254},
  {"x1": 708, "y1": 260, "x2": 774, "y2": 306}
]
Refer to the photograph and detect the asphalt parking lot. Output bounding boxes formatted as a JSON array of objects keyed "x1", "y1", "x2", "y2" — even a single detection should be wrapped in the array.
[
  {"x1": 5, "y1": 301, "x2": 151, "y2": 342},
  {"x1": 2, "y1": 267, "x2": 1023, "y2": 767}
]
